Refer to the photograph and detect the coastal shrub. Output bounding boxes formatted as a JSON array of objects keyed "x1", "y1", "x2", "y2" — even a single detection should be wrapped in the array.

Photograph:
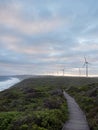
[
  {"x1": 0, "y1": 112, "x2": 20, "y2": 130},
  {"x1": 0, "y1": 77, "x2": 69, "y2": 130},
  {"x1": 33, "y1": 109, "x2": 64, "y2": 130},
  {"x1": 20, "y1": 124, "x2": 29, "y2": 130},
  {"x1": 32, "y1": 124, "x2": 47, "y2": 130},
  {"x1": 43, "y1": 97, "x2": 62, "y2": 109}
]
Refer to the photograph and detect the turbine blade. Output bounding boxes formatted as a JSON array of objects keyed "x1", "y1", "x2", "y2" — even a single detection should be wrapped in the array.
[
  {"x1": 82, "y1": 62, "x2": 86, "y2": 68},
  {"x1": 84, "y1": 56, "x2": 87, "y2": 63}
]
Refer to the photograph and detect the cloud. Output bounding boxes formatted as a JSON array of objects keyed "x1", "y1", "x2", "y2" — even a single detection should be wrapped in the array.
[
  {"x1": 0, "y1": 1, "x2": 68, "y2": 35},
  {"x1": 0, "y1": 0, "x2": 98, "y2": 76}
]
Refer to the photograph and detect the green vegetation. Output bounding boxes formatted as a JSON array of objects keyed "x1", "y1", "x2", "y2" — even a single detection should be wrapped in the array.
[
  {"x1": 0, "y1": 76, "x2": 98, "y2": 130},
  {"x1": 0, "y1": 76, "x2": 69, "y2": 130},
  {"x1": 66, "y1": 82, "x2": 98, "y2": 130}
]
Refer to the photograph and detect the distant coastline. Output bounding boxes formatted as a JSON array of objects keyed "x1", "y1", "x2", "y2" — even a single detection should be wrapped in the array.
[
  {"x1": 0, "y1": 75, "x2": 36, "y2": 92},
  {"x1": 0, "y1": 77, "x2": 21, "y2": 92}
]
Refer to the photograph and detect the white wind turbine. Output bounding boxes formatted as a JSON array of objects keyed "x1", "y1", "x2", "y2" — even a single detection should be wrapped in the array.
[
  {"x1": 60, "y1": 68, "x2": 65, "y2": 76},
  {"x1": 83, "y1": 57, "x2": 90, "y2": 77}
]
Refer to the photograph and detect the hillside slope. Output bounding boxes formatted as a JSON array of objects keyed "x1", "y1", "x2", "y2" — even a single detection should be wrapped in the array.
[
  {"x1": 0, "y1": 76, "x2": 68, "y2": 130},
  {"x1": 0, "y1": 76, "x2": 98, "y2": 130}
]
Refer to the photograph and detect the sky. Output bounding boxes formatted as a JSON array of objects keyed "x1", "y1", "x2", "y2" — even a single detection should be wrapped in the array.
[{"x1": 0, "y1": 0, "x2": 98, "y2": 76}]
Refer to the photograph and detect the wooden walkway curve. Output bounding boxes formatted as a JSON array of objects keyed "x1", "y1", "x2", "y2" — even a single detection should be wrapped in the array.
[{"x1": 62, "y1": 91, "x2": 90, "y2": 130}]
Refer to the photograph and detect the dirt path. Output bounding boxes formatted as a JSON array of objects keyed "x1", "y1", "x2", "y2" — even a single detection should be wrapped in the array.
[{"x1": 62, "y1": 91, "x2": 90, "y2": 130}]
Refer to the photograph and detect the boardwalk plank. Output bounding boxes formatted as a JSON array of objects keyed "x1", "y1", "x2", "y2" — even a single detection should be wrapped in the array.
[{"x1": 62, "y1": 91, "x2": 90, "y2": 130}]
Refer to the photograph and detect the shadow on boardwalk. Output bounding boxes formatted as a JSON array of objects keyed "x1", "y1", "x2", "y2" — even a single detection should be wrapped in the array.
[{"x1": 62, "y1": 91, "x2": 90, "y2": 130}]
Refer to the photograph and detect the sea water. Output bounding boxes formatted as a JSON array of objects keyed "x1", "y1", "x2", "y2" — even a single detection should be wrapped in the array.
[{"x1": 0, "y1": 76, "x2": 20, "y2": 92}]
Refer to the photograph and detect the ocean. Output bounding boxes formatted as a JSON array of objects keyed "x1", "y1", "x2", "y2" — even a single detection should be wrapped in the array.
[{"x1": 0, "y1": 76, "x2": 20, "y2": 92}]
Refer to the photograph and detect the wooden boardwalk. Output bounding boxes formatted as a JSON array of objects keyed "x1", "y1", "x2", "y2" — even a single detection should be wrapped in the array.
[{"x1": 62, "y1": 91, "x2": 90, "y2": 130}]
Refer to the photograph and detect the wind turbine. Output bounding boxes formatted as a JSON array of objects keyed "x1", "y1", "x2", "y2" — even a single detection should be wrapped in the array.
[
  {"x1": 83, "y1": 57, "x2": 90, "y2": 77},
  {"x1": 79, "y1": 68, "x2": 81, "y2": 77},
  {"x1": 61, "y1": 68, "x2": 64, "y2": 76},
  {"x1": 59, "y1": 69, "x2": 64, "y2": 76}
]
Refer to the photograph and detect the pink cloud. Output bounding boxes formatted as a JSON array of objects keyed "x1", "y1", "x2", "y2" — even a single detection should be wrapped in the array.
[{"x1": 0, "y1": 3, "x2": 68, "y2": 35}]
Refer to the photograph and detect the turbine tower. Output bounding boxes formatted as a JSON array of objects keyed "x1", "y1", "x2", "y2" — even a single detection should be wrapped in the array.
[
  {"x1": 83, "y1": 57, "x2": 89, "y2": 77},
  {"x1": 60, "y1": 69, "x2": 64, "y2": 76},
  {"x1": 79, "y1": 68, "x2": 81, "y2": 77},
  {"x1": 62, "y1": 69, "x2": 64, "y2": 76}
]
